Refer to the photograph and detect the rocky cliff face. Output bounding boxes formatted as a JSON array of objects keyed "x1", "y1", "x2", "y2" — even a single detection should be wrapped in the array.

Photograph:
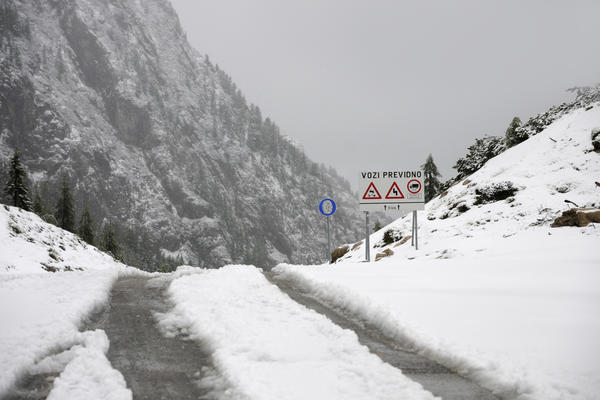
[{"x1": 0, "y1": 0, "x2": 363, "y2": 268}]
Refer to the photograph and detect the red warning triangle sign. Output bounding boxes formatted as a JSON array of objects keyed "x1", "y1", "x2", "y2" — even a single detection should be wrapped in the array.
[
  {"x1": 385, "y1": 182, "x2": 405, "y2": 199},
  {"x1": 362, "y1": 182, "x2": 382, "y2": 200}
]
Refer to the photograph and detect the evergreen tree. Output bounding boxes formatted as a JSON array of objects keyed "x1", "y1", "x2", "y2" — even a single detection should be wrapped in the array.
[
  {"x1": 4, "y1": 150, "x2": 31, "y2": 211},
  {"x1": 55, "y1": 175, "x2": 75, "y2": 232},
  {"x1": 78, "y1": 205, "x2": 95, "y2": 245},
  {"x1": 504, "y1": 116, "x2": 524, "y2": 147},
  {"x1": 100, "y1": 222, "x2": 120, "y2": 260},
  {"x1": 33, "y1": 190, "x2": 45, "y2": 216},
  {"x1": 453, "y1": 136, "x2": 505, "y2": 180},
  {"x1": 372, "y1": 220, "x2": 382, "y2": 232},
  {"x1": 422, "y1": 154, "x2": 442, "y2": 202}
]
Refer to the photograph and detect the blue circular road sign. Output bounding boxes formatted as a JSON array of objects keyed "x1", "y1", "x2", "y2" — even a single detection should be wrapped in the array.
[{"x1": 319, "y1": 198, "x2": 336, "y2": 216}]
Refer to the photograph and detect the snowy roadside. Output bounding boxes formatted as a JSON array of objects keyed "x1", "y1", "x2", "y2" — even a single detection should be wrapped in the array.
[
  {"x1": 273, "y1": 228, "x2": 600, "y2": 400},
  {"x1": 160, "y1": 265, "x2": 439, "y2": 400},
  {"x1": 0, "y1": 206, "x2": 140, "y2": 398}
]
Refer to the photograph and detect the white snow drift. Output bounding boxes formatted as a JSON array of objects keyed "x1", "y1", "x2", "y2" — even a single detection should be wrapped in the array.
[
  {"x1": 0, "y1": 205, "x2": 133, "y2": 399},
  {"x1": 275, "y1": 104, "x2": 600, "y2": 399}
]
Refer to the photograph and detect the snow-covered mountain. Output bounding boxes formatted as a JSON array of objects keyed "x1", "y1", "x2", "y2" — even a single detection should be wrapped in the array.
[{"x1": 0, "y1": 0, "x2": 361, "y2": 269}]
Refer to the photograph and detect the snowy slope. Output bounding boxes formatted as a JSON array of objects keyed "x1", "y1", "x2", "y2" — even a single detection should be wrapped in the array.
[
  {"x1": 0, "y1": 205, "x2": 133, "y2": 398},
  {"x1": 274, "y1": 104, "x2": 600, "y2": 399},
  {"x1": 343, "y1": 102, "x2": 600, "y2": 263},
  {"x1": 159, "y1": 265, "x2": 438, "y2": 400}
]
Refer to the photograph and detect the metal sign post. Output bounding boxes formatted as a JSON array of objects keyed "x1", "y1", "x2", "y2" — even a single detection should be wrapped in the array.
[
  {"x1": 411, "y1": 211, "x2": 415, "y2": 246},
  {"x1": 411, "y1": 210, "x2": 418, "y2": 250},
  {"x1": 326, "y1": 216, "x2": 331, "y2": 259},
  {"x1": 318, "y1": 198, "x2": 336, "y2": 262},
  {"x1": 365, "y1": 211, "x2": 370, "y2": 262}
]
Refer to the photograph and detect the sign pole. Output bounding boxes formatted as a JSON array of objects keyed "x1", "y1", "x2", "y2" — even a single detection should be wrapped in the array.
[
  {"x1": 365, "y1": 211, "x2": 370, "y2": 262},
  {"x1": 411, "y1": 211, "x2": 415, "y2": 247},
  {"x1": 326, "y1": 215, "x2": 331, "y2": 262},
  {"x1": 414, "y1": 211, "x2": 418, "y2": 250},
  {"x1": 318, "y1": 198, "x2": 336, "y2": 263}
]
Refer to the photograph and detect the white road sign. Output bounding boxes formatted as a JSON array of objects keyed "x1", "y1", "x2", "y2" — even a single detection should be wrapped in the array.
[{"x1": 358, "y1": 170, "x2": 425, "y2": 212}]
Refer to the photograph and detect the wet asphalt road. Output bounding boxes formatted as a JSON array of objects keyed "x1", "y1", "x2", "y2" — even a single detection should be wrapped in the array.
[{"x1": 93, "y1": 276, "x2": 219, "y2": 400}]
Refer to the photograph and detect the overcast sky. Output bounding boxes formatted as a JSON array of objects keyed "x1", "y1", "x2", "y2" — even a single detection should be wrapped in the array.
[{"x1": 170, "y1": 0, "x2": 600, "y2": 187}]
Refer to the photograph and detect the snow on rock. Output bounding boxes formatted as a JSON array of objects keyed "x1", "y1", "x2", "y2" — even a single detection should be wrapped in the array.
[
  {"x1": 160, "y1": 265, "x2": 438, "y2": 400},
  {"x1": 274, "y1": 104, "x2": 600, "y2": 399},
  {"x1": 0, "y1": 205, "x2": 134, "y2": 397}
]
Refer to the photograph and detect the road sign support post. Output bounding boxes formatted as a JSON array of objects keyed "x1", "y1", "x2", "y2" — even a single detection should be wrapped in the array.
[
  {"x1": 414, "y1": 210, "x2": 418, "y2": 250},
  {"x1": 411, "y1": 211, "x2": 415, "y2": 247},
  {"x1": 318, "y1": 198, "x2": 336, "y2": 263},
  {"x1": 365, "y1": 211, "x2": 370, "y2": 262},
  {"x1": 326, "y1": 216, "x2": 331, "y2": 262}
]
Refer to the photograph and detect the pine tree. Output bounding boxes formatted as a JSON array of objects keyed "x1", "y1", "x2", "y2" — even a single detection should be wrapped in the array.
[
  {"x1": 33, "y1": 190, "x2": 45, "y2": 216},
  {"x1": 372, "y1": 220, "x2": 382, "y2": 232},
  {"x1": 4, "y1": 150, "x2": 31, "y2": 211},
  {"x1": 100, "y1": 222, "x2": 120, "y2": 259},
  {"x1": 422, "y1": 154, "x2": 442, "y2": 203},
  {"x1": 453, "y1": 136, "x2": 505, "y2": 180},
  {"x1": 78, "y1": 205, "x2": 95, "y2": 245},
  {"x1": 55, "y1": 175, "x2": 75, "y2": 232},
  {"x1": 504, "y1": 116, "x2": 524, "y2": 147}
]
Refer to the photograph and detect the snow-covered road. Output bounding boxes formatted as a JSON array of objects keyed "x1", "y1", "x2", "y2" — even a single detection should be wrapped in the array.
[
  {"x1": 265, "y1": 271, "x2": 497, "y2": 400},
  {"x1": 158, "y1": 265, "x2": 501, "y2": 400}
]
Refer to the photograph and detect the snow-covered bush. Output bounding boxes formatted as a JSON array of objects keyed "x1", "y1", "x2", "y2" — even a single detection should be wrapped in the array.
[
  {"x1": 453, "y1": 136, "x2": 506, "y2": 181},
  {"x1": 382, "y1": 229, "x2": 402, "y2": 246},
  {"x1": 474, "y1": 181, "x2": 518, "y2": 205}
]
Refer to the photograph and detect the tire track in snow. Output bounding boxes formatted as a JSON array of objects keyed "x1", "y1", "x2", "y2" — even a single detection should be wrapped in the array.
[
  {"x1": 94, "y1": 276, "x2": 227, "y2": 400},
  {"x1": 265, "y1": 271, "x2": 498, "y2": 400}
]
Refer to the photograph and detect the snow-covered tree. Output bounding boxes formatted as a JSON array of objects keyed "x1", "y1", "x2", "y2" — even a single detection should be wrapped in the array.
[
  {"x1": 32, "y1": 189, "x2": 45, "y2": 216},
  {"x1": 372, "y1": 220, "x2": 382, "y2": 232},
  {"x1": 55, "y1": 175, "x2": 75, "y2": 232},
  {"x1": 505, "y1": 116, "x2": 525, "y2": 147},
  {"x1": 78, "y1": 205, "x2": 95, "y2": 245},
  {"x1": 422, "y1": 154, "x2": 442, "y2": 202},
  {"x1": 4, "y1": 150, "x2": 31, "y2": 211},
  {"x1": 100, "y1": 222, "x2": 120, "y2": 259},
  {"x1": 454, "y1": 136, "x2": 506, "y2": 180}
]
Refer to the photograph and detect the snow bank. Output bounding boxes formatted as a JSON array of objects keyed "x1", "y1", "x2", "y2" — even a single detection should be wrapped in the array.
[
  {"x1": 161, "y1": 265, "x2": 438, "y2": 400},
  {"x1": 41, "y1": 330, "x2": 131, "y2": 400},
  {"x1": 0, "y1": 205, "x2": 135, "y2": 396},
  {"x1": 274, "y1": 228, "x2": 600, "y2": 400}
]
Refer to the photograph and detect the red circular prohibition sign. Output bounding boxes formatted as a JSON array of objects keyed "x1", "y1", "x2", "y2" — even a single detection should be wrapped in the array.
[{"x1": 407, "y1": 179, "x2": 422, "y2": 194}]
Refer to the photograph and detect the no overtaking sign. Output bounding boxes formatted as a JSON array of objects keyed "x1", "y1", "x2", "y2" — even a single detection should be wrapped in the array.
[{"x1": 359, "y1": 170, "x2": 425, "y2": 212}]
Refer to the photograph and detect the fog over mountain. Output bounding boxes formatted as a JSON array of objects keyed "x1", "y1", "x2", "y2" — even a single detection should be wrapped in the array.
[{"x1": 0, "y1": 0, "x2": 364, "y2": 269}]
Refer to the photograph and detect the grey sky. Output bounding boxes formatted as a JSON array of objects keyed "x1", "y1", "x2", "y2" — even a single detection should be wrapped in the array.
[{"x1": 169, "y1": 0, "x2": 600, "y2": 187}]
